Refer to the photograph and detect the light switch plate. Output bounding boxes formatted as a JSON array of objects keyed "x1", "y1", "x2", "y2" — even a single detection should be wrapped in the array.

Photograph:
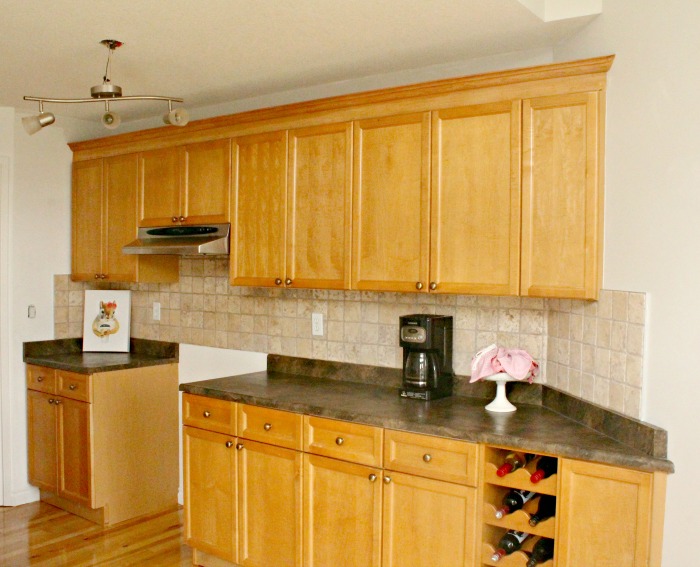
[
  {"x1": 312, "y1": 313, "x2": 324, "y2": 336},
  {"x1": 153, "y1": 302, "x2": 161, "y2": 321}
]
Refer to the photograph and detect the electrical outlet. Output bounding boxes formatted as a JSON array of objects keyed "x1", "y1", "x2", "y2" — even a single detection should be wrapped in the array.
[
  {"x1": 312, "y1": 313, "x2": 324, "y2": 336},
  {"x1": 153, "y1": 302, "x2": 161, "y2": 321},
  {"x1": 28, "y1": 305, "x2": 36, "y2": 319}
]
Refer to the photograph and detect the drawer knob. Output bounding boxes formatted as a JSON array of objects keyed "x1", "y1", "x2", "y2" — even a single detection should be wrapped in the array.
[
  {"x1": 172, "y1": 216, "x2": 178, "y2": 223},
  {"x1": 69, "y1": 384, "x2": 77, "y2": 391},
  {"x1": 236, "y1": 443, "x2": 244, "y2": 450},
  {"x1": 368, "y1": 474, "x2": 377, "y2": 482},
  {"x1": 285, "y1": 278, "x2": 292, "y2": 286},
  {"x1": 179, "y1": 216, "x2": 186, "y2": 222},
  {"x1": 225, "y1": 440, "x2": 234, "y2": 448},
  {"x1": 275, "y1": 278, "x2": 283, "y2": 286},
  {"x1": 383, "y1": 476, "x2": 392, "y2": 484},
  {"x1": 429, "y1": 282, "x2": 437, "y2": 290},
  {"x1": 335, "y1": 437, "x2": 344, "y2": 446},
  {"x1": 54, "y1": 399, "x2": 62, "y2": 405},
  {"x1": 37, "y1": 376, "x2": 44, "y2": 382},
  {"x1": 423, "y1": 453, "x2": 432, "y2": 463},
  {"x1": 415, "y1": 282, "x2": 423, "y2": 290},
  {"x1": 264, "y1": 423, "x2": 272, "y2": 431},
  {"x1": 203, "y1": 410, "x2": 211, "y2": 418},
  {"x1": 48, "y1": 398, "x2": 55, "y2": 404}
]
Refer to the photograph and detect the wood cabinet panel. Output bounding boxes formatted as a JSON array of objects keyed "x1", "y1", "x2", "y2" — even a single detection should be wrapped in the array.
[
  {"x1": 237, "y1": 439, "x2": 302, "y2": 567},
  {"x1": 352, "y1": 113, "x2": 431, "y2": 292},
  {"x1": 57, "y1": 396, "x2": 92, "y2": 507},
  {"x1": 303, "y1": 453, "x2": 382, "y2": 567},
  {"x1": 382, "y1": 471, "x2": 477, "y2": 567},
  {"x1": 231, "y1": 131, "x2": 288, "y2": 287},
  {"x1": 56, "y1": 370, "x2": 91, "y2": 402},
  {"x1": 27, "y1": 390, "x2": 58, "y2": 492},
  {"x1": 304, "y1": 416, "x2": 383, "y2": 467},
  {"x1": 182, "y1": 393, "x2": 236, "y2": 435},
  {"x1": 287, "y1": 122, "x2": 352, "y2": 289},
  {"x1": 430, "y1": 101, "x2": 521, "y2": 295},
  {"x1": 182, "y1": 139, "x2": 231, "y2": 224},
  {"x1": 238, "y1": 404, "x2": 302, "y2": 450},
  {"x1": 26, "y1": 365, "x2": 55, "y2": 394},
  {"x1": 183, "y1": 425, "x2": 237, "y2": 564},
  {"x1": 72, "y1": 160, "x2": 104, "y2": 280},
  {"x1": 139, "y1": 146, "x2": 181, "y2": 227},
  {"x1": 521, "y1": 92, "x2": 602, "y2": 299}
]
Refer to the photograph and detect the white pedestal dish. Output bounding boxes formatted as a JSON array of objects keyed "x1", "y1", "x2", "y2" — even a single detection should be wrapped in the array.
[{"x1": 483, "y1": 372, "x2": 517, "y2": 413}]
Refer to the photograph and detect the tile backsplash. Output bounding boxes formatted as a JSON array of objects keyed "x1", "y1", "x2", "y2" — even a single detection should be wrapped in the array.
[{"x1": 54, "y1": 258, "x2": 646, "y2": 418}]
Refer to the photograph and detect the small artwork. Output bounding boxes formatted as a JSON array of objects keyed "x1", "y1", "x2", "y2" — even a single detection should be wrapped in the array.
[{"x1": 82, "y1": 290, "x2": 131, "y2": 352}]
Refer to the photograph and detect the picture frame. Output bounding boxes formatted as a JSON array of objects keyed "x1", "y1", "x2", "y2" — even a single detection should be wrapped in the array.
[{"x1": 82, "y1": 290, "x2": 131, "y2": 352}]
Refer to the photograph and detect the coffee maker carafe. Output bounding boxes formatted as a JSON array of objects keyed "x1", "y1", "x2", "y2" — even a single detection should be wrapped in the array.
[{"x1": 399, "y1": 314, "x2": 453, "y2": 400}]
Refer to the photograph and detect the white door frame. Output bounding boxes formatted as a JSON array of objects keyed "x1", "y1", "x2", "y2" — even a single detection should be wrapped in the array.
[{"x1": 0, "y1": 155, "x2": 11, "y2": 505}]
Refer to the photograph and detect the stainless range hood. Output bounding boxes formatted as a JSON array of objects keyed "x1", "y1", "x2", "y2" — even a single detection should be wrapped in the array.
[{"x1": 123, "y1": 224, "x2": 230, "y2": 256}]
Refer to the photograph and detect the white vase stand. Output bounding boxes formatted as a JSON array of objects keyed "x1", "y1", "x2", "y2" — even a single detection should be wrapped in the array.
[{"x1": 483, "y1": 373, "x2": 517, "y2": 413}]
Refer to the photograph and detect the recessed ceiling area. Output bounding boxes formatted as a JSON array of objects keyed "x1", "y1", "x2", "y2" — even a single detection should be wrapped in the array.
[{"x1": 2, "y1": 0, "x2": 600, "y2": 127}]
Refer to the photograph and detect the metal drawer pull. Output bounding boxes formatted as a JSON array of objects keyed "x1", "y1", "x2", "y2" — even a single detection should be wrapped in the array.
[
  {"x1": 203, "y1": 410, "x2": 211, "y2": 418},
  {"x1": 429, "y1": 282, "x2": 437, "y2": 290},
  {"x1": 172, "y1": 216, "x2": 178, "y2": 223},
  {"x1": 236, "y1": 443, "x2": 244, "y2": 450},
  {"x1": 69, "y1": 384, "x2": 77, "y2": 390},
  {"x1": 285, "y1": 278, "x2": 292, "y2": 286},
  {"x1": 415, "y1": 282, "x2": 423, "y2": 290},
  {"x1": 48, "y1": 398, "x2": 55, "y2": 404},
  {"x1": 274, "y1": 278, "x2": 282, "y2": 286},
  {"x1": 383, "y1": 476, "x2": 392, "y2": 484},
  {"x1": 335, "y1": 437, "x2": 344, "y2": 446},
  {"x1": 54, "y1": 399, "x2": 62, "y2": 405},
  {"x1": 264, "y1": 423, "x2": 272, "y2": 431},
  {"x1": 423, "y1": 453, "x2": 432, "y2": 463},
  {"x1": 37, "y1": 376, "x2": 44, "y2": 382},
  {"x1": 225, "y1": 440, "x2": 234, "y2": 448},
  {"x1": 368, "y1": 474, "x2": 377, "y2": 482}
]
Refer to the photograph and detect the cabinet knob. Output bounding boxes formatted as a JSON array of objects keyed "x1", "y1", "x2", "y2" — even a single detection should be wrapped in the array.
[
  {"x1": 368, "y1": 474, "x2": 377, "y2": 482},
  {"x1": 100, "y1": 274, "x2": 107, "y2": 279},
  {"x1": 335, "y1": 437, "x2": 344, "y2": 446},
  {"x1": 415, "y1": 282, "x2": 423, "y2": 290},
  {"x1": 263, "y1": 423, "x2": 272, "y2": 431},
  {"x1": 179, "y1": 216, "x2": 186, "y2": 222},
  {"x1": 172, "y1": 217, "x2": 178, "y2": 223},
  {"x1": 54, "y1": 399, "x2": 62, "y2": 405},
  {"x1": 94, "y1": 274, "x2": 100, "y2": 279},
  {"x1": 37, "y1": 376, "x2": 44, "y2": 382},
  {"x1": 225, "y1": 440, "x2": 234, "y2": 448},
  {"x1": 69, "y1": 384, "x2": 77, "y2": 391},
  {"x1": 236, "y1": 443, "x2": 244, "y2": 450},
  {"x1": 274, "y1": 278, "x2": 283, "y2": 286},
  {"x1": 285, "y1": 278, "x2": 293, "y2": 286},
  {"x1": 48, "y1": 398, "x2": 55, "y2": 404},
  {"x1": 429, "y1": 282, "x2": 437, "y2": 290},
  {"x1": 423, "y1": 453, "x2": 432, "y2": 463},
  {"x1": 383, "y1": 476, "x2": 392, "y2": 484},
  {"x1": 203, "y1": 410, "x2": 211, "y2": 418}
]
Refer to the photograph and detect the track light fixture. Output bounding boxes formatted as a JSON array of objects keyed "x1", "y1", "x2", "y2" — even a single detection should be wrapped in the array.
[{"x1": 23, "y1": 39, "x2": 187, "y2": 135}]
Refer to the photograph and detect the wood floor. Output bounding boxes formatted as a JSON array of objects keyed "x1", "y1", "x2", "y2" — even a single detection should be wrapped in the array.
[{"x1": 0, "y1": 502, "x2": 193, "y2": 566}]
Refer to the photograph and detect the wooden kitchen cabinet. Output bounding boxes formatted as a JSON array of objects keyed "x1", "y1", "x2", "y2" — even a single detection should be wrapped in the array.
[
  {"x1": 139, "y1": 139, "x2": 231, "y2": 227},
  {"x1": 72, "y1": 155, "x2": 177, "y2": 283},
  {"x1": 430, "y1": 101, "x2": 522, "y2": 295},
  {"x1": 557, "y1": 459, "x2": 666, "y2": 567},
  {"x1": 26, "y1": 364, "x2": 179, "y2": 525},
  {"x1": 521, "y1": 92, "x2": 603, "y2": 299},
  {"x1": 351, "y1": 113, "x2": 431, "y2": 292},
  {"x1": 303, "y1": 453, "x2": 383, "y2": 567}
]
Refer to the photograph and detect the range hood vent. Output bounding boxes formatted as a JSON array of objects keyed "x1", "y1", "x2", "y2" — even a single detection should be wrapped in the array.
[{"x1": 123, "y1": 224, "x2": 230, "y2": 256}]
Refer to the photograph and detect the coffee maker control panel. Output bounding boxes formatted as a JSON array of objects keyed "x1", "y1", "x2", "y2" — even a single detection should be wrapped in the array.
[{"x1": 400, "y1": 325, "x2": 426, "y2": 343}]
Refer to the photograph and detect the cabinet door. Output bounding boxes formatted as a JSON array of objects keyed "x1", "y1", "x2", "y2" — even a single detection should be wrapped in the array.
[
  {"x1": 303, "y1": 454, "x2": 382, "y2": 567},
  {"x1": 382, "y1": 472, "x2": 477, "y2": 567},
  {"x1": 431, "y1": 101, "x2": 521, "y2": 295},
  {"x1": 238, "y1": 439, "x2": 302, "y2": 566},
  {"x1": 557, "y1": 459, "x2": 660, "y2": 567},
  {"x1": 103, "y1": 153, "x2": 138, "y2": 282},
  {"x1": 27, "y1": 390, "x2": 57, "y2": 492},
  {"x1": 231, "y1": 131, "x2": 288, "y2": 287},
  {"x1": 352, "y1": 113, "x2": 430, "y2": 292},
  {"x1": 139, "y1": 147, "x2": 181, "y2": 227},
  {"x1": 182, "y1": 139, "x2": 231, "y2": 225},
  {"x1": 521, "y1": 92, "x2": 602, "y2": 299},
  {"x1": 287, "y1": 123, "x2": 352, "y2": 289},
  {"x1": 56, "y1": 396, "x2": 92, "y2": 507},
  {"x1": 183, "y1": 426, "x2": 237, "y2": 563},
  {"x1": 72, "y1": 159, "x2": 104, "y2": 281}
]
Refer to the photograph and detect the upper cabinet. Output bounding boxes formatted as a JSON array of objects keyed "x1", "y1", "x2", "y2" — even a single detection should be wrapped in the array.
[
  {"x1": 139, "y1": 139, "x2": 231, "y2": 227},
  {"x1": 521, "y1": 92, "x2": 602, "y2": 299}
]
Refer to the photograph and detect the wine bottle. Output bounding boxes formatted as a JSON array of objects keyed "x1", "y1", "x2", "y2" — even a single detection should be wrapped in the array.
[
  {"x1": 530, "y1": 456, "x2": 558, "y2": 483},
  {"x1": 495, "y1": 489, "x2": 537, "y2": 519},
  {"x1": 525, "y1": 537, "x2": 555, "y2": 566},
  {"x1": 529, "y1": 495, "x2": 556, "y2": 526},
  {"x1": 496, "y1": 451, "x2": 534, "y2": 477},
  {"x1": 490, "y1": 530, "x2": 531, "y2": 562}
]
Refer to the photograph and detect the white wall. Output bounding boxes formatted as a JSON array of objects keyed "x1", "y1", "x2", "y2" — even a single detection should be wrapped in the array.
[{"x1": 555, "y1": 2, "x2": 698, "y2": 563}]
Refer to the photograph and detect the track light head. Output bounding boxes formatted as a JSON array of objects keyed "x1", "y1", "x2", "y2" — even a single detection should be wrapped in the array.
[
  {"x1": 101, "y1": 110, "x2": 121, "y2": 129},
  {"x1": 163, "y1": 107, "x2": 189, "y2": 127},
  {"x1": 22, "y1": 112, "x2": 56, "y2": 135}
]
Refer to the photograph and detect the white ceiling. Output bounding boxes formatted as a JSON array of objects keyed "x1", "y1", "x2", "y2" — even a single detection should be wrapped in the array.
[{"x1": 2, "y1": 0, "x2": 600, "y2": 125}]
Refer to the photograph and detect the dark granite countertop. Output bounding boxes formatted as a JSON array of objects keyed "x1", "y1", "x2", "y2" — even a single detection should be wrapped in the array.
[
  {"x1": 180, "y1": 358, "x2": 673, "y2": 474},
  {"x1": 24, "y1": 338, "x2": 178, "y2": 373}
]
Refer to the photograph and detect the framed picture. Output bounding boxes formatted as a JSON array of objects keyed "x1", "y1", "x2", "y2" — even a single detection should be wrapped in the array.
[{"x1": 82, "y1": 290, "x2": 131, "y2": 352}]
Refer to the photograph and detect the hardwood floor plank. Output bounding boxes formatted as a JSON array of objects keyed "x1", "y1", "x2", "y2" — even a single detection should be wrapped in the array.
[{"x1": 0, "y1": 502, "x2": 193, "y2": 566}]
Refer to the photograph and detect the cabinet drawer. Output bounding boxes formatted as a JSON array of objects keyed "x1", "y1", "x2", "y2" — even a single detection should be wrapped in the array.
[
  {"x1": 56, "y1": 370, "x2": 92, "y2": 402},
  {"x1": 304, "y1": 416, "x2": 383, "y2": 467},
  {"x1": 27, "y1": 365, "x2": 56, "y2": 394},
  {"x1": 238, "y1": 404, "x2": 302, "y2": 450},
  {"x1": 182, "y1": 394, "x2": 236, "y2": 435},
  {"x1": 384, "y1": 429, "x2": 478, "y2": 486}
]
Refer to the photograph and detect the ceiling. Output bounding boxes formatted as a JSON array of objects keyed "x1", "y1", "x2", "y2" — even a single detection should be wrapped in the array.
[{"x1": 2, "y1": 0, "x2": 600, "y2": 127}]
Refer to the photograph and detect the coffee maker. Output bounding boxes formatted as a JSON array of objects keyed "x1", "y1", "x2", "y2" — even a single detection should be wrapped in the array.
[{"x1": 399, "y1": 314, "x2": 453, "y2": 400}]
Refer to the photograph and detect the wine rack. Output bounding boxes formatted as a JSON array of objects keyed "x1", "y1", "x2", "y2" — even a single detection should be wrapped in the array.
[{"x1": 480, "y1": 446, "x2": 558, "y2": 567}]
